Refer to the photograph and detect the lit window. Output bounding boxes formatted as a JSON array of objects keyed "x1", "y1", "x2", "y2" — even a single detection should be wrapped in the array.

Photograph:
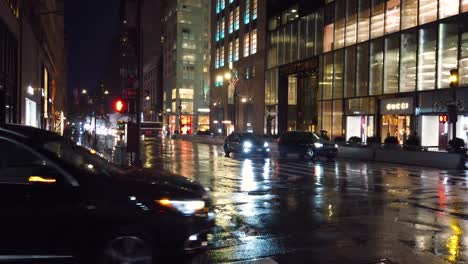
[
  {"x1": 229, "y1": 11, "x2": 234, "y2": 33},
  {"x1": 220, "y1": 17, "x2": 225, "y2": 39},
  {"x1": 216, "y1": 0, "x2": 220, "y2": 14},
  {"x1": 179, "y1": 89, "x2": 194, "y2": 99},
  {"x1": 439, "y1": 0, "x2": 459, "y2": 18},
  {"x1": 252, "y1": 0, "x2": 257, "y2": 20},
  {"x1": 215, "y1": 48, "x2": 220, "y2": 68},
  {"x1": 244, "y1": 0, "x2": 250, "y2": 24},
  {"x1": 371, "y1": 0, "x2": 385, "y2": 39},
  {"x1": 244, "y1": 34, "x2": 250, "y2": 57},
  {"x1": 221, "y1": 0, "x2": 225, "y2": 10},
  {"x1": 234, "y1": 7, "x2": 240, "y2": 30},
  {"x1": 229, "y1": 41, "x2": 234, "y2": 63},
  {"x1": 419, "y1": 0, "x2": 437, "y2": 25},
  {"x1": 245, "y1": 67, "x2": 250, "y2": 80},
  {"x1": 357, "y1": 0, "x2": 370, "y2": 43},
  {"x1": 216, "y1": 21, "x2": 220, "y2": 41},
  {"x1": 385, "y1": 0, "x2": 400, "y2": 34},
  {"x1": 251, "y1": 29, "x2": 257, "y2": 54},
  {"x1": 401, "y1": 0, "x2": 417, "y2": 30},
  {"x1": 463, "y1": 0, "x2": 468, "y2": 12},
  {"x1": 229, "y1": 0, "x2": 234, "y2": 3},
  {"x1": 324, "y1": 23, "x2": 334, "y2": 52},
  {"x1": 234, "y1": 38, "x2": 240, "y2": 61},
  {"x1": 220, "y1": 46, "x2": 225, "y2": 67}
]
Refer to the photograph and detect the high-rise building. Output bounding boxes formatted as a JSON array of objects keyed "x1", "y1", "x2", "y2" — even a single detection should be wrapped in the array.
[
  {"x1": 210, "y1": 0, "x2": 266, "y2": 135},
  {"x1": 266, "y1": 0, "x2": 468, "y2": 147},
  {"x1": 0, "y1": 0, "x2": 66, "y2": 133},
  {"x1": 162, "y1": 0, "x2": 211, "y2": 134}
]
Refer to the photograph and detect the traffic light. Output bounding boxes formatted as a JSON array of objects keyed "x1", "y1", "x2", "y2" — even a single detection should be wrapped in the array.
[
  {"x1": 439, "y1": 114, "x2": 448, "y2": 124},
  {"x1": 113, "y1": 98, "x2": 127, "y2": 113},
  {"x1": 450, "y1": 69, "x2": 459, "y2": 88}
]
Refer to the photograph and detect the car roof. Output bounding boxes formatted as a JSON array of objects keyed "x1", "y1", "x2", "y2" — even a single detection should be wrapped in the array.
[{"x1": 0, "y1": 124, "x2": 63, "y2": 144}]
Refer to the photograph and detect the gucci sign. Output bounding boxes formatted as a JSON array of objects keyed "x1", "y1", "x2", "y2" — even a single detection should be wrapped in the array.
[{"x1": 386, "y1": 102, "x2": 410, "y2": 111}]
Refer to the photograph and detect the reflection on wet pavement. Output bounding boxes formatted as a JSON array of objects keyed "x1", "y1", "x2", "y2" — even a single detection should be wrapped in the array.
[{"x1": 143, "y1": 139, "x2": 468, "y2": 263}]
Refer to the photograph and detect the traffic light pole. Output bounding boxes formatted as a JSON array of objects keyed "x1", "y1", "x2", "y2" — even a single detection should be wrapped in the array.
[{"x1": 134, "y1": 0, "x2": 142, "y2": 167}]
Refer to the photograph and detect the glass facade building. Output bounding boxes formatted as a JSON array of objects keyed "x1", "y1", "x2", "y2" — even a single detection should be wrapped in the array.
[{"x1": 266, "y1": 0, "x2": 468, "y2": 146}]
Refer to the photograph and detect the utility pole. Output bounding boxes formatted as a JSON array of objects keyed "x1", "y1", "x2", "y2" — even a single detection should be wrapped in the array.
[{"x1": 134, "y1": 0, "x2": 142, "y2": 166}]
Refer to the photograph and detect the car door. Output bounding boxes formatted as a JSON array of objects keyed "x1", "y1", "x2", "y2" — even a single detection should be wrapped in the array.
[
  {"x1": 230, "y1": 134, "x2": 242, "y2": 152},
  {"x1": 0, "y1": 137, "x2": 82, "y2": 261}
]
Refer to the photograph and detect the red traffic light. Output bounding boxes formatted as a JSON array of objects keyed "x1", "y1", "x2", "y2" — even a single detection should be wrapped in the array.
[
  {"x1": 114, "y1": 98, "x2": 126, "y2": 113},
  {"x1": 439, "y1": 114, "x2": 448, "y2": 123}
]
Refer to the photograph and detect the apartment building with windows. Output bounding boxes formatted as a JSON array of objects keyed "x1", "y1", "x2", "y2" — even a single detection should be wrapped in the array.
[
  {"x1": 266, "y1": 0, "x2": 468, "y2": 147},
  {"x1": 210, "y1": 0, "x2": 266, "y2": 134}
]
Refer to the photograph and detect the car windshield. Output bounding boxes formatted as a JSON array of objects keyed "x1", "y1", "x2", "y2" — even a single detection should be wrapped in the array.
[
  {"x1": 307, "y1": 132, "x2": 321, "y2": 140},
  {"x1": 42, "y1": 139, "x2": 124, "y2": 178}
]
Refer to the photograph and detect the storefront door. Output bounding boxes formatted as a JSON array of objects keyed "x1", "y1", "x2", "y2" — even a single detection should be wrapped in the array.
[{"x1": 381, "y1": 115, "x2": 411, "y2": 144}]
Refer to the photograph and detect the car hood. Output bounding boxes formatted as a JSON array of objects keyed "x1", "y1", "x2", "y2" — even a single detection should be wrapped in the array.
[{"x1": 107, "y1": 169, "x2": 208, "y2": 200}]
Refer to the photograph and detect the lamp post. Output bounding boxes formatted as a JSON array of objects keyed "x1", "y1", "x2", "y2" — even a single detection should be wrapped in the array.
[{"x1": 217, "y1": 67, "x2": 241, "y2": 132}]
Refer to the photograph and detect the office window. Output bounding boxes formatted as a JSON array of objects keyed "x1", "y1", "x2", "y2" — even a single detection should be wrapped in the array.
[
  {"x1": 438, "y1": 23, "x2": 458, "y2": 89},
  {"x1": 306, "y1": 14, "x2": 316, "y2": 56},
  {"x1": 323, "y1": 53, "x2": 333, "y2": 100},
  {"x1": 357, "y1": 43, "x2": 369, "y2": 96},
  {"x1": 291, "y1": 22, "x2": 298, "y2": 61},
  {"x1": 385, "y1": 0, "x2": 400, "y2": 34},
  {"x1": 245, "y1": 0, "x2": 250, "y2": 24},
  {"x1": 245, "y1": 67, "x2": 251, "y2": 80},
  {"x1": 418, "y1": 26, "x2": 436, "y2": 90},
  {"x1": 215, "y1": 22, "x2": 220, "y2": 41},
  {"x1": 463, "y1": 0, "x2": 468, "y2": 12},
  {"x1": 244, "y1": 34, "x2": 250, "y2": 57},
  {"x1": 324, "y1": 23, "x2": 334, "y2": 52},
  {"x1": 358, "y1": 0, "x2": 370, "y2": 42},
  {"x1": 251, "y1": 29, "x2": 257, "y2": 54},
  {"x1": 182, "y1": 66, "x2": 195, "y2": 80},
  {"x1": 419, "y1": 0, "x2": 437, "y2": 25},
  {"x1": 335, "y1": 0, "x2": 345, "y2": 49},
  {"x1": 334, "y1": 50, "x2": 344, "y2": 99},
  {"x1": 384, "y1": 35, "x2": 399, "y2": 94},
  {"x1": 229, "y1": 41, "x2": 233, "y2": 63},
  {"x1": 229, "y1": 0, "x2": 234, "y2": 3},
  {"x1": 369, "y1": 39, "x2": 383, "y2": 95},
  {"x1": 234, "y1": 7, "x2": 240, "y2": 30},
  {"x1": 401, "y1": 0, "x2": 417, "y2": 30},
  {"x1": 216, "y1": 0, "x2": 220, "y2": 14},
  {"x1": 252, "y1": 0, "x2": 257, "y2": 20},
  {"x1": 344, "y1": 46, "x2": 356, "y2": 98},
  {"x1": 461, "y1": 22, "x2": 468, "y2": 85},
  {"x1": 220, "y1": 17, "x2": 225, "y2": 39},
  {"x1": 220, "y1": 46, "x2": 225, "y2": 67},
  {"x1": 221, "y1": 0, "x2": 225, "y2": 10},
  {"x1": 234, "y1": 38, "x2": 240, "y2": 61},
  {"x1": 400, "y1": 31, "x2": 417, "y2": 92},
  {"x1": 215, "y1": 48, "x2": 220, "y2": 68},
  {"x1": 229, "y1": 11, "x2": 234, "y2": 33},
  {"x1": 315, "y1": 10, "x2": 324, "y2": 54},
  {"x1": 346, "y1": 0, "x2": 358, "y2": 46},
  {"x1": 439, "y1": 0, "x2": 458, "y2": 19},
  {"x1": 371, "y1": 0, "x2": 385, "y2": 39},
  {"x1": 284, "y1": 25, "x2": 291, "y2": 64},
  {"x1": 299, "y1": 17, "x2": 306, "y2": 59},
  {"x1": 179, "y1": 89, "x2": 194, "y2": 99}
]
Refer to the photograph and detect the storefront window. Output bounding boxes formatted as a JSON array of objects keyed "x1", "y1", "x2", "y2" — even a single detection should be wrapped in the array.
[
  {"x1": 288, "y1": 76, "x2": 297, "y2": 105},
  {"x1": 400, "y1": 31, "x2": 417, "y2": 92},
  {"x1": 346, "y1": 0, "x2": 358, "y2": 46},
  {"x1": 418, "y1": 26, "x2": 436, "y2": 91},
  {"x1": 384, "y1": 35, "x2": 399, "y2": 94},
  {"x1": 419, "y1": 0, "x2": 437, "y2": 25},
  {"x1": 345, "y1": 46, "x2": 356, "y2": 98},
  {"x1": 317, "y1": 101, "x2": 323, "y2": 131},
  {"x1": 460, "y1": 22, "x2": 468, "y2": 85},
  {"x1": 334, "y1": 50, "x2": 344, "y2": 99},
  {"x1": 370, "y1": 39, "x2": 383, "y2": 95},
  {"x1": 385, "y1": 0, "x2": 400, "y2": 34},
  {"x1": 382, "y1": 115, "x2": 410, "y2": 143},
  {"x1": 334, "y1": 0, "x2": 346, "y2": 49},
  {"x1": 357, "y1": 43, "x2": 369, "y2": 96},
  {"x1": 332, "y1": 100, "x2": 343, "y2": 138},
  {"x1": 346, "y1": 116, "x2": 374, "y2": 141},
  {"x1": 421, "y1": 116, "x2": 440, "y2": 146},
  {"x1": 439, "y1": 0, "x2": 458, "y2": 19},
  {"x1": 358, "y1": 0, "x2": 370, "y2": 43},
  {"x1": 323, "y1": 53, "x2": 333, "y2": 100},
  {"x1": 370, "y1": 0, "x2": 385, "y2": 39},
  {"x1": 437, "y1": 23, "x2": 458, "y2": 89},
  {"x1": 322, "y1": 101, "x2": 332, "y2": 135},
  {"x1": 401, "y1": 0, "x2": 417, "y2": 30}
]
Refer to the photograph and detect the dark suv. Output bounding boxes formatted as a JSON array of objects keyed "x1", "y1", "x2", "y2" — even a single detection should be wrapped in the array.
[
  {"x1": 0, "y1": 124, "x2": 214, "y2": 263},
  {"x1": 224, "y1": 133, "x2": 270, "y2": 157},
  {"x1": 278, "y1": 131, "x2": 338, "y2": 160}
]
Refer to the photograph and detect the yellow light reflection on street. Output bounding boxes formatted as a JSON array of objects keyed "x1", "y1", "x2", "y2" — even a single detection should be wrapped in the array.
[{"x1": 446, "y1": 222, "x2": 463, "y2": 262}]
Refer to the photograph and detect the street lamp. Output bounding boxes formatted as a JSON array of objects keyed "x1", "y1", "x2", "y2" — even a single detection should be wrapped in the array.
[
  {"x1": 241, "y1": 98, "x2": 247, "y2": 103},
  {"x1": 145, "y1": 96, "x2": 150, "y2": 101},
  {"x1": 104, "y1": 90, "x2": 109, "y2": 95},
  {"x1": 81, "y1": 89, "x2": 87, "y2": 94}
]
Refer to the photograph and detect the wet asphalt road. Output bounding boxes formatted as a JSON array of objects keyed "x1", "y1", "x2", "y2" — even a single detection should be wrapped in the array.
[{"x1": 142, "y1": 138, "x2": 468, "y2": 264}]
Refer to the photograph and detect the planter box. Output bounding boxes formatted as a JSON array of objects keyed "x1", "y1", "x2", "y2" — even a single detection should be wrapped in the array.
[
  {"x1": 374, "y1": 149, "x2": 465, "y2": 170},
  {"x1": 337, "y1": 146, "x2": 374, "y2": 161}
]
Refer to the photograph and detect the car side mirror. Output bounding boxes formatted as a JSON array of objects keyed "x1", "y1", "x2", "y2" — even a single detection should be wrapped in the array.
[{"x1": 27, "y1": 167, "x2": 60, "y2": 185}]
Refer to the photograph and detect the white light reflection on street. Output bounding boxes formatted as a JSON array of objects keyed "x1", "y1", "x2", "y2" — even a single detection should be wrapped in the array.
[{"x1": 241, "y1": 159, "x2": 257, "y2": 192}]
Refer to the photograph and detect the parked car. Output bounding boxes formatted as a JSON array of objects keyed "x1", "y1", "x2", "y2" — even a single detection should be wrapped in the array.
[
  {"x1": 224, "y1": 133, "x2": 270, "y2": 157},
  {"x1": 278, "y1": 131, "x2": 338, "y2": 160},
  {"x1": 0, "y1": 124, "x2": 214, "y2": 263}
]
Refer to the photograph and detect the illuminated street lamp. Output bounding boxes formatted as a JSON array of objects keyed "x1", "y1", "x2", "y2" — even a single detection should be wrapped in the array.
[
  {"x1": 104, "y1": 90, "x2": 109, "y2": 95},
  {"x1": 241, "y1": 98, "x2": 247, "y2": 103},
  {"x1": 145, "y1": 96, "x2": 150, "y2": 101},
  {"x1": 81, "y1": 89, "x2": 87, "y2": 94},
  {"x1": 224, "y1": 71, "x2": 232, "y2": 80}
]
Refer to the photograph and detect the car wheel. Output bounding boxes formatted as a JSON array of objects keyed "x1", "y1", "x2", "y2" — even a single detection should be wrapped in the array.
[
  {"x1": 224, "y1": 145, "x2": 230, "y2": 157},
  {"x1": 304, "y1": 147, "x2": 314, "y2": 160},
  {"x1": 99, "y1": 236, "x2": 154, "y2": 264}
]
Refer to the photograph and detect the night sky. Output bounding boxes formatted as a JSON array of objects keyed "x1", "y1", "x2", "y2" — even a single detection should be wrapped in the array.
[{"x1": 65, "y1": 0, "x2": 120, "y2": 95}]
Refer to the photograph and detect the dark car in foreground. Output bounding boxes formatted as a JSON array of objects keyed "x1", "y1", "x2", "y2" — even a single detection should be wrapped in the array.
[
  {"x1": 224, "y1": 133, "x2": 270, "y2": 157},
  {"x1": 278, "y1": 131, "x2": 338, "y2": 160},
  {"x1": 0, "y1": 124, "x2": 214, "y2": 263}
]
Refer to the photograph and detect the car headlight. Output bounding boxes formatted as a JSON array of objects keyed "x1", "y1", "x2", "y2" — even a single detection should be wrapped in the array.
[
  {"x1": 335, "y1": 144, "x2": 338, "y2": 148},
  {"x1": 314, "y1": 142, "x2": 324, "y2": 148},
  {"x1": 157, "y1": 199, "x2": 206, "y2": 215},
  {"x1": 243, "y1": 141, "x2": 253, "y2": 148},
  {"x1": 263, "y1": 142, "x2": 269, "y2": 148}
]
